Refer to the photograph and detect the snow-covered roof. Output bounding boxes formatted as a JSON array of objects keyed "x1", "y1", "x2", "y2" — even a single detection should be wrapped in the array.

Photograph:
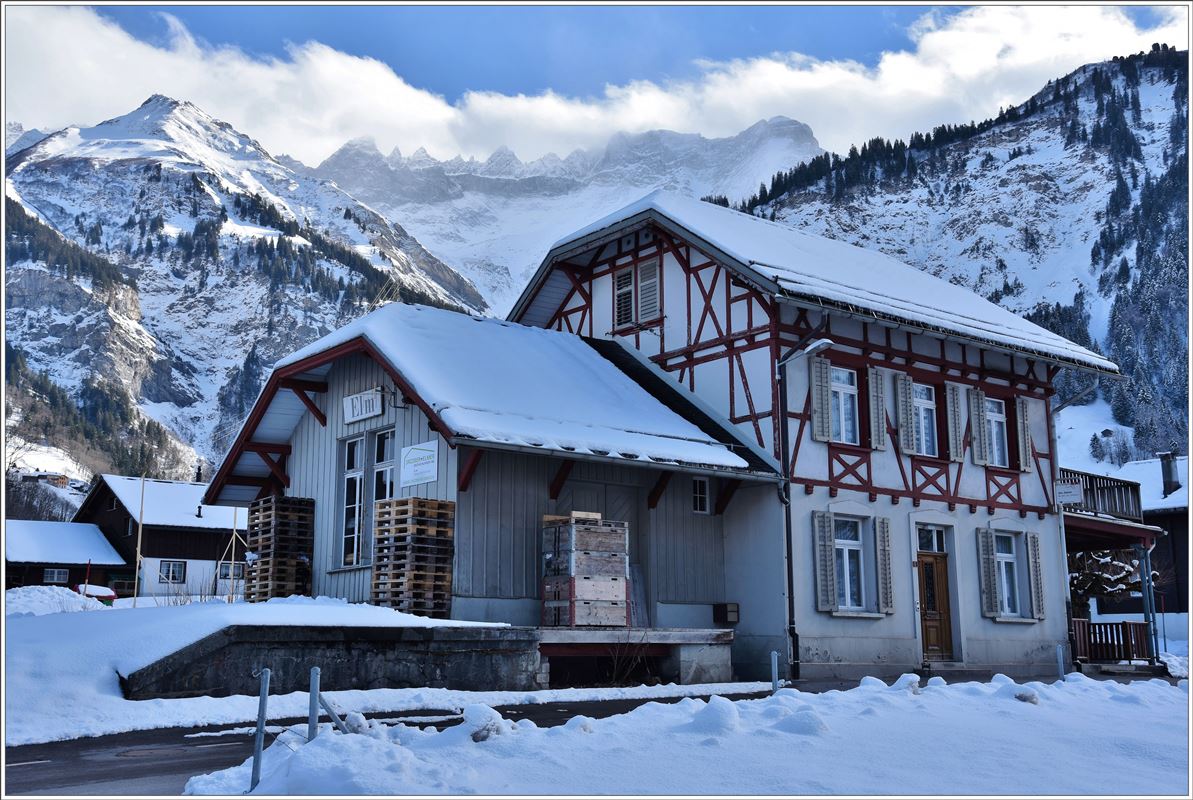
[
  {"x1": 540, "y1": 190, "x2": 1117, "y2": 374},
  {"x1": 5, "y1": 520, "x2": 125, "y2": 566},
  {"x1": 99, "y1": 475, "x2": 241, "y2": 529},
  {"x1": 1107, "y1": 457, "x2": 1189, "y2": 512},
  {"x1": 276, "y1": 304, "x2": 749, "y2": 469}
]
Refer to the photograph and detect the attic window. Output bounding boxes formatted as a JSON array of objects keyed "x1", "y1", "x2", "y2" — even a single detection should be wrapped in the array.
[
  {"x1": 615, "y1": 269, "x2": 635, "y2": 328},
  {"x1": 108, "y1": 495, "x2": 119, "y2": 511},
  {"x1": 692, "y1": 478, "x2": 710, "y2": 514}
]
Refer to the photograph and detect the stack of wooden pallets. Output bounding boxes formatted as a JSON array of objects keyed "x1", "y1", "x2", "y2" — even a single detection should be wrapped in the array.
[
  {"x1": 541, "y1": 512, "x2": 630, "y2": 627},
  {"x1": 245, "y1": 496, "x2": 315, "y2": 603},
  {"x1": 371, "y1": 497, "x2": 455, "y2": 619}
]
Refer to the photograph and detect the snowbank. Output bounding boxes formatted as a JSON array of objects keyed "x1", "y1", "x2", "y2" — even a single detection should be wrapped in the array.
[
  {"x1": 186, "y1": 674, "x2": 1188, "y2": 796},
  {"x1": 5, "y1": 585, "x2": 108, "y2": 616}
]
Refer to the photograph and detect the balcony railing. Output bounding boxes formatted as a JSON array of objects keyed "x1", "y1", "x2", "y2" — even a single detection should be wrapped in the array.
[{"x1": 1058, "y1": 467, "x2": 1143, "y2": 522}]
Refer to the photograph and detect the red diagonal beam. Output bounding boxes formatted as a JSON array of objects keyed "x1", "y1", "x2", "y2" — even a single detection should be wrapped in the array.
[
  {"x1": 255, "y1": 450, "x2": 290, "y2": 488},
  {"x1": 647, "y1": 471, "x2": 672, "y2": 510},
  {"x1": 290, "y1": 387, "x2": 327, "y2": 427},
  {"x1": 458, "y1": 450, "x2": 484, "y2": 493},
  {"x1": 549, "y1": 460, "x2": 574, "y2": 501},
  {"x1": 714, "y1": 479, "x2": 741, "y2": 516}
]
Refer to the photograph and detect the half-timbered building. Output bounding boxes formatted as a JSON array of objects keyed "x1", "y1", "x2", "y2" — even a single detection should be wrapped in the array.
[{"x1": 509, "y1": 190, "x2": 1121, "y2": 680}]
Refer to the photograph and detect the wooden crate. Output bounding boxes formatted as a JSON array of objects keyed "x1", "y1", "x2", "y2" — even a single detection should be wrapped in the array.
[
  {"x1": 542, "y1": 575, "x2": 628, "y2": 602},
  {"x1": 542, "y1": 550, "x2": 629, "y2": 578},
  {"x1": 542, "y1": 511, "x2": 602, "y2": 525},
  {"x1": 542, "y1": 522, "x2": 628, "y2": 555},
  {"x1": 541, "y1": 600, "x2": 628, "y2": 627}
]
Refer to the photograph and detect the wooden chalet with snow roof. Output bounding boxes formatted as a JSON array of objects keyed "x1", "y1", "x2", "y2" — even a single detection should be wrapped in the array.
[{"x1": 507, "y1": 190, "x2": 1136, "y2": 681}]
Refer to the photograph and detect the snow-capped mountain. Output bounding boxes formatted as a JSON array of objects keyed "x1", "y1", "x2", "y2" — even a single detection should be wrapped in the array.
[
  {"x1": 313, "y1": 117, "x2": 823, "y2": 312},
  {"x1": 5, "y1": 95, "x2": 486, "y2": 469},
  {"x1": 5, "y1": 122, "x2": 47, "y2": 155},
  {"x1": 747, "y1": 47, "x2": 1187, "y2": 461}
]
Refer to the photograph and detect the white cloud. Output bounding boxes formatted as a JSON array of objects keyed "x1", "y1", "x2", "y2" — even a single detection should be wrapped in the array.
[{"x1": 3, "y1": 5, "x2": 1187, "y2": 166}]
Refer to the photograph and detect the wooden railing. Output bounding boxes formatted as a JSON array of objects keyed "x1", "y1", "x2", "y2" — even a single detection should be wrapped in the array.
[
  {"x1": 1071, "y1": 619, "x2": 1153, "y2": 662},
  {"x1": 1058, "y1": 467, "x2": 1143, "y2": 522}
]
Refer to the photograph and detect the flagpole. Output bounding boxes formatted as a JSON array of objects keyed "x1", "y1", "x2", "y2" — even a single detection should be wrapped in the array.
[{"x1": 131, "y1": 473, "x2": 147, "y2": 609}]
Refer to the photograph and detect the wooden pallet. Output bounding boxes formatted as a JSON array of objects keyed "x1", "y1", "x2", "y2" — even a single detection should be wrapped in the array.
[
  {"x1": 542, "y1": 511, "x2": 602, "y2": 524},
  {"x1": 541, "y1": 600, "x2": 628, "y2": 627},
  {"x1": 542, "y1": 575, "x2": 628, "y2": 602}
]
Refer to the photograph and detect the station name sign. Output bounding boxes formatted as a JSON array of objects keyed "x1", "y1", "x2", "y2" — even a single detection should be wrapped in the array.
[{"x1": 343, "y1": 389, "x2": 383, "y2": 424}]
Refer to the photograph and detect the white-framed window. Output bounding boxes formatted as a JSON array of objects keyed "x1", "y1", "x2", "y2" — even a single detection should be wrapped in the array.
[
  {"x1": 614, "y1": 269, "x2": 635, "y2": 328},
  {"x1": 830, "y1": 367, "x2": 860, "y2": 445},
  {"x1": 342, "y1": 436, "x2": 364, "y2": 567},
  {"x1": 918, "y1": 525, "x2": 947, "y2": 552},
  {"x1": 692, "y1": 477, "x2": 710, "y2": 514},
  {"x1": 985, "y1": 398, "x2": 1009, "y2": 468},
  {"x1": 913, "y1": 383, "x2": 939, "y2": 457},
  {"x1": 43, "y1": 568, "x2": 69, "y2": 584},
  {"x1": 834, "y1": 517, "x2": 865, "y2": 609},
  {"x1": 159, "y1": 560, "x2": 187, "y2": 584},
  {"x1": 373, "y1": 429, "x2": 396, "y2": 506},
  {"x1": 218, "y1": 562, "x2": 245, "y2": 580},
  {"x1": 994, "y1": 533, "x2": 1019, "y2": 615}
]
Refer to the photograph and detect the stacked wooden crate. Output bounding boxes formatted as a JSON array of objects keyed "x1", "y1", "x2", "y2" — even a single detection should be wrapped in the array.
[
  {"x1": 245, "y1": 496, "x2": 315, "y2": 603},
  {"x1": 541, "y1": 512, "x2": 630, "y2": 627},
  {"x1": 371, "y1": 497, "x2": 455, "y2": 619}
]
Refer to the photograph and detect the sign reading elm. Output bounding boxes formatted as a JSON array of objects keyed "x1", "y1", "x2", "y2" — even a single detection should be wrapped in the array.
[{"x1": 343, "y1": 389, "x2": 383, "y2": 424}]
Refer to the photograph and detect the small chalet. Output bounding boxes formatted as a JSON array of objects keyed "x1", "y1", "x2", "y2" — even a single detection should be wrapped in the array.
[
  {"x1": 74, "y1": 475, "x2": 242, "y2": 598},
  {"x1": 5, "y1": 519, "x2": 125, "y2": 590},
  {"x1": 207, "y1": 191, "x2": 1130, "y2": 683}
]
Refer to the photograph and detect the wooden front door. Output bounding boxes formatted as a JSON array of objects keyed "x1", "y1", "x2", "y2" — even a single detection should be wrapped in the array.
[{"x1": 917, "y1": 552, "x2": 953, "y2": 661}]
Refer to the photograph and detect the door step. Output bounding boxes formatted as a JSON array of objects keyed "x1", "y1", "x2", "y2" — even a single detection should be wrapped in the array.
[
  {"x1": 915, "y1": 663, "x2": 993, "y2": 683},
  {"x1": 1080, "y1": 662, "x2": 1170, "y2": 677}
]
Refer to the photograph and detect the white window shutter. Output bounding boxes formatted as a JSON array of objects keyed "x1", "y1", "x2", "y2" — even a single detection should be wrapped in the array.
[
  {"x1": 1027, "y1": 532, "x2": 1046, "y2": 620},
  {"x1": 946, "y1": 384, "x2": 965, "y2": 462},
  {"x1": 895, "y1": 373, "x2": 916, "y2": 455},
  {"x1": 638, "y1": 258, "x2": 660, "y2": 321},
  {"x1": 813, "y1": 511, "x2": 837, "y2": 612},
  {"x1": 968, "y1": 388, "x2": 989, "y2": 466},
  {"x1": 976, "y1": 528, "x2": 1000, "y2": 618},
  {"x1": 876, "y1": 516, "x2": 895, "y2": 614},
  {"x1": 1016, "y1": 397, "x2": 1033, "y2": 473},
  {"x1": 868, "y1": 366, "x2": 887, "y2": 451},
  {"x1": 810, "y1": 357, "x2": 832, "y2": 443}
]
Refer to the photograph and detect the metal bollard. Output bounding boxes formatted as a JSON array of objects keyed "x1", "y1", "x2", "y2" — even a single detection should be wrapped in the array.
[
  {"x1": 770, "y1": 650, "x2": 780, "y2": 693},
  {"x1": 250, "y1": 667, "x2": 271, "y2": 792},
  {"x1": 307, "y1": 667, "x2": 321, "y2": 742},
  {"x1": 1056, "y1": 643, "x2": 1065, "y2": 681}
]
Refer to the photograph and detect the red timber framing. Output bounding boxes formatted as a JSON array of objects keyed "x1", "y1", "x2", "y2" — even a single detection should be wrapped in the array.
[
  {"x1": 457, "y1": 450, "x2": 484, "y2": 493},
  {"x1": 280, "y1": 378, "x2": 328, "y2": 427},
  {"x1": 523, "y1": 223, "x2": 1062, "y2": 518},
  {"x1": 205, "y1": 337, "x2": 457, "y2": 506}
]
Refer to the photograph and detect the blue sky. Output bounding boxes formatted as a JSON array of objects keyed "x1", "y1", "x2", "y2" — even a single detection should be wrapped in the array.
[{"x1": 7, "y1": 6, "x2": 1186, "y2": 162}]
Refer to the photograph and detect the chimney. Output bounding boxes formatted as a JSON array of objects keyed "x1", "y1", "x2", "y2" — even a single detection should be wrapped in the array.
[{"x1": 1158, "y1": 451, "x2": 1181, "y2": 498}]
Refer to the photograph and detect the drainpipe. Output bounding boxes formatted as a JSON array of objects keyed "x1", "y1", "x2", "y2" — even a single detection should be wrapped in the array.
[{"x1": 1046, "y1": 391, "x2": 1075, "y2": 667}]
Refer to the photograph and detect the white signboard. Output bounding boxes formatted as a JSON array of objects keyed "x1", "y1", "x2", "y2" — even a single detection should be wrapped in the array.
[
  {"x1": 401, "y1": 441, "x2": 439, "y2": 487},
  {"x1": 1055, "y1": 481, "x2": 1084, "y2": 505},
  {"x1": 343, "y1": 389, "x2": 383, "y2": 424}
]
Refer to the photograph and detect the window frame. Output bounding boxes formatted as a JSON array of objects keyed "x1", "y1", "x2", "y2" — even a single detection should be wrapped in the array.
[
  {"x1": 833, "y1": 517, "x2": 866, "y2": 610},
  {"x1": 218, "y1": 562, "x2": 245, "y2": 581},
  {"x1": 341, "y1": 436, "x2": 365, "y2": 568},
  {"x1": 692, "y1": 477, "x2": 711, "y2": 515},
  {"x1": 912, "y1": 383, "x2": 939, "y2": 457},
  {"x1": 994, "y1": 533, "x2": 1019, "y2": 616},
  {"x1": 613, "y1": 268, "x2": 635, "y2": 329},
  {"x1": 373, "y1": 429, "x2": 397, "y2": 508},
  {"x1": 829, "y1": 366, "x2": 861, "y2": 445},
  {"x1": 985, "y1": 398, "x2": 1010, "y2": 468},
  {"x1": 917, "y1": 524, "x2": 947, "y2": 553},
  {"x1": 43, "y1": 567, "x2": 69, "y2": 584},
  {"x1": 158, "y1": 560, "x2": 187, "y2": 584}
]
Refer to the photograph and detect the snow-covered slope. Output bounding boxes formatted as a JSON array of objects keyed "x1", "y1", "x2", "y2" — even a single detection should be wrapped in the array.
[
  {"x1": 5, "y1": 96, "x2": 486, "y2": 465},
  {"x1": 314, "y1": 117, "x2": 823, "y2": 313},
  {"x1": 5, "y1": 121, "x2": 48, "y2": 155}
]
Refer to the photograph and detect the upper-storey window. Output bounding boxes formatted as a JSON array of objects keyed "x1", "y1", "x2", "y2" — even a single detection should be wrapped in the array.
[
  {"x1": 614, "y1": 269, "x2": 634, "y2": 328},
  {"x1": 913, "y1": 383, "x2": 939, "y2": 457},
  {"x1": 613, "y1": 258, "x2": 660, "y2": 329},
  {"x1": 985, "y1": 398, "x2": 1009, "y2": 468},
  {"x1": 830, "y1": 367, "x2": 860, "y2": 445}
]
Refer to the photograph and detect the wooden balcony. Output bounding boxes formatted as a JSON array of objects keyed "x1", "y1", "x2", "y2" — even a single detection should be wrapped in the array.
[
  {"x1": 1071, "y1": 619, "x2": 1154, "y2": 664},
  {"x1": 1058, "y1": 467, "x2": 1143, "y2": 522}
]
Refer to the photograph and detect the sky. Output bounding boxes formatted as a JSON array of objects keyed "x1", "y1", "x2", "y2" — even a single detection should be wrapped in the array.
[{"x1": 4, "y1": 5, "x2": 1189, "y2": 165}]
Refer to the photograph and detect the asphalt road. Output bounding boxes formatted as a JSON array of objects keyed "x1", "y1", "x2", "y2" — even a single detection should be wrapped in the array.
[{"x1": 4, "y1": 693, "x2": 769, "y2": 796}]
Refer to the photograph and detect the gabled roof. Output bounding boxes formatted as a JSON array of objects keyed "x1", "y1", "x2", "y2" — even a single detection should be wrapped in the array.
[
  {"x1": 5, "y1": 520, "x2": 125, "y2": 566},
  {"x1": 511, "y1": 190, "x2": 1118, "y2": 375},
  {"x1": 207, "y1": 304, "x2": 769, "y2": 506},
  {"x1": 79, "y1": 475, "x2": 240, "y2": 530},
  {"x1": 1107, "y1": 457, "x2": 1189, "y2": 512}
]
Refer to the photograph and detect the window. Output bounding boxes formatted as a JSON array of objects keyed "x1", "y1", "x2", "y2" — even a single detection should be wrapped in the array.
[
  {"x1": 342, "y1": 437, "x2": 364, "y2": 567},
  {"x1": 913, "y1": 384, "x2": 939, "y2": 457},
  {"x1": 985, "y1": 398, "x2": 1009, "y2": 467},
  {"x1": 614, "y1": 269, "x2": 634, "y2": 328},
  {"x1": 830, "y1": 367, "x2": 860, "y2": 445},
  {"x1": 637, "y1": 258, "x2": 660, "y2": 320},
  {"x1": 218, "y1": 562, "x2": 245, "y2": 580},
  {"x1": 692, "y1": 477, "x2": 710, "y2": 514},
  {"x1": 834, "y1": 518, "x2": 865, "y2": 609},
  {"x1": 43, "y1": 568, "x2": 68, "y2": 584},
  {"x1": 159, "y1": 560, "x2": 186, "y2": 584},
  {"x1": 373, "y1": 430, "x2": 396, "y2": 505},
  {"x1": 108, "y1": 494, "x2": 119, "y2": 511},
  {"x1": 995, "y1": 534, "x2": 1018, "y2": 615},
  {"x1": 918, "y1": 525, "x2": 946, "y2": 552}
]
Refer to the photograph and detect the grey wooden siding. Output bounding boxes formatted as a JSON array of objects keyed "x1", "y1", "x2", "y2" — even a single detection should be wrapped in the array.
[{"x1": 287, "y1": 354, "x2": 457, "y2": 603}]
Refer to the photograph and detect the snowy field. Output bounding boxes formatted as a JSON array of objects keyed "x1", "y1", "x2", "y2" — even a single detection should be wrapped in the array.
[
  {"x1": 186, "y1": 674, "x2": 1190, "y2": 796},
  {"x1": 3, "y1": 591, "x2": 767, "y2": 746}
]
